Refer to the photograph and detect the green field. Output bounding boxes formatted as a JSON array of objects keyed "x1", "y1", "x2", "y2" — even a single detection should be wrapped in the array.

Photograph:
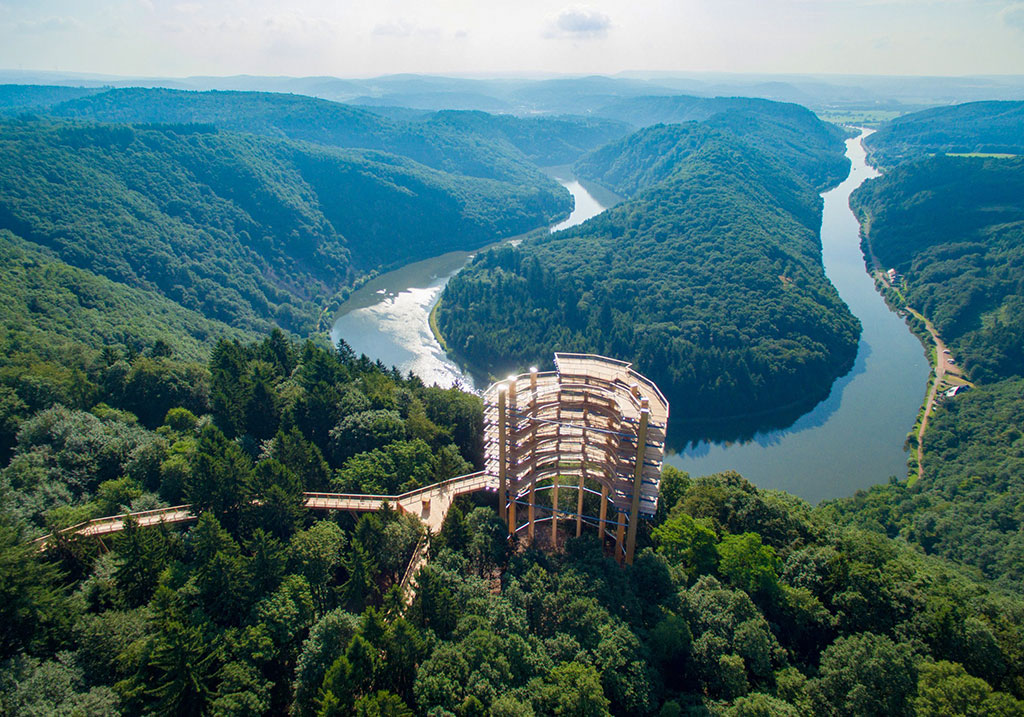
[
  {"x1": 815, "y1": 109, "x2": 905, "y2": 126},
  {"x1": 946, "y1": 152, "x2": 1018, "y2": 158}
]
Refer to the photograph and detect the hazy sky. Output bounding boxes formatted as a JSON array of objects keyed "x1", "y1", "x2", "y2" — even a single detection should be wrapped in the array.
[{"x1": 1, "y1": 0, "x2": 1023, "y2": 78}]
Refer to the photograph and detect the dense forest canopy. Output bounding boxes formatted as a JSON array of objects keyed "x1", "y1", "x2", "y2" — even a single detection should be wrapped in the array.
[
  {"x1": 436, "y1": 110, "x2": 860, "y2": 434},
  {"x1": 4, "y1": 84, "x2": 1024, "y2": 714},
  {"x1": 0, "y1": 230, "x2": 252, "y2": 364},
  {"x1": 830, "y1": 154, "x2": 1024, "y2": 593},
  {"x1": 864, "y1": 100, "x2": 1024, "y2": 168},
  {"x1": 0, "y1": 116, "x2": 569, "y2": 335},
  {"x1": 4, "y1": 327, "x2": 1024, "y2": 715},
  {"x1": 588, "y1": 95, "x2": 854, "y2": 189}
]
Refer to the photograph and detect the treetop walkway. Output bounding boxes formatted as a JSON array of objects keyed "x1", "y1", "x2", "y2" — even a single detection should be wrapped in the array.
[{"x1": 35, "y1": 470, "x2": 494, "y2": 548}]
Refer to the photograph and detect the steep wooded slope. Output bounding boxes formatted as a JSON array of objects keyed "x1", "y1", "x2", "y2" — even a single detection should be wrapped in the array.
[
  {"x1": 5, "y1": 85, "x2": 626, "y2": 181},
  {"x1": 437, "y1": 116, "x2": 859, "y2": 432},
  {"x1": 590, "y1": 94, "x2": 852, "y2": 189},
  {"x1": 0, "y1": 118, "x2": 569, "y2": 334}
]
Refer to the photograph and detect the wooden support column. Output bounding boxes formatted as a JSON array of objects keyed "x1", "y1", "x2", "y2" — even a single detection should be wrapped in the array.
[
  {"x1": 577, "y1": 395, "x2": 587, "y2": 538},
  {"x1": 507, "y1": 377, "x2": 518, "y2": 536},
  {"x1": 509, "y1": 488, "x2": 517, "y2": 534},
  {"x1": 527, "y1": 368, "x2": 538, "y2": 542},
  {"x1": 497, "y1": 385, "x2": 507, "y2": 524},
  {"x1": 551, "y1": 474, "x2": 559, "y2": 546},
  {"x1": 625, "y1": 406, "x2": 650, "y2": 565},
  {"x1": 552, "y1": 387, "x2": 561, "y2": 546},
  {"x1": 614, "y1": 511, "x2": 626, "y2": 564},
  {"x1": 599, "y1": 484, "x2": 609, "y2": 550},
  {"x1": 576, "y1": 474, "x2": 584, "y2": 537},
  {"x1": 528, "y1": 485, "x2": 536, "y2": 540}
]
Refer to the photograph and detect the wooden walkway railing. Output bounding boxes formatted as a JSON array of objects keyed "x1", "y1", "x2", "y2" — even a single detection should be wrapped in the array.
[{"x1": 34, "y1": 471, "x2": 494, "y2": 548}]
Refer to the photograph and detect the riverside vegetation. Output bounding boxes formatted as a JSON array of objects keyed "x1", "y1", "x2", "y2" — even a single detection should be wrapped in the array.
[{"x1": 2, "y1": 86, "x2": 1024, "y2": 715}]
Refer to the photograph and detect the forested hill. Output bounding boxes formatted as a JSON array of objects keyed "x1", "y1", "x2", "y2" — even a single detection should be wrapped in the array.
[
  {"x1": 0, "y1": 230, "x2": 251, "y2": 364},
  {"x1": 0, "y1": 117, "x2": 569, "y2": 335},
  {"x1": 0, "y1": 84, "x2": 104, "y2": 112},
  {"x1": 0, "y1": 85, "x2": 629, "y2": 182},
  {"x1": 437, "y1": 116, "x2": 860, "y2": 433},
  {"x1": 851, "y1": 156, "x2": 1024, "y2": 382},
  {"x1": 421, "y1": 110, "x2": 632, "y2": 167},
  {"x1": 588, "y1": 95, "x2": 852, "y2": 190},
  {"x1": 864, "y1": 100, "x2": 1024, "y2": 168},
  {"x1": 832, "y1": 156, "x2": 1024, "y2": 591}
]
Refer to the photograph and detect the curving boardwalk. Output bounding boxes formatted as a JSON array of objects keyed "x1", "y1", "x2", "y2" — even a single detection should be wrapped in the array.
[{"x1": 36, "y1": 471, "x2": 494, "y2": 548}]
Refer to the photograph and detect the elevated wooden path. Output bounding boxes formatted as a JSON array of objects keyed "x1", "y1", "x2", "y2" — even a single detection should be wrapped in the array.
[{"x1": 35, "y1": 471, "x2": 494, "y2": 547}]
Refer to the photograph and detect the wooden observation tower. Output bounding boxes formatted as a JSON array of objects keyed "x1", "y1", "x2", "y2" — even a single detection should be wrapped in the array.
[{"x1": 483, "y1": 353, "x2": 669, "y2": 564}]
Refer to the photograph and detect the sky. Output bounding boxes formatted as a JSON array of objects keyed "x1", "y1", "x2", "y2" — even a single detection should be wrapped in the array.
[{"x1": 1, "y1": 0, "x2": 1023, "y2": 78}]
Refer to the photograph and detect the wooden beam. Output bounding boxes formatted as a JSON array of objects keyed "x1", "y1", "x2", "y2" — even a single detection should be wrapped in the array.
[
  {"x1": 576, "y1": 473, "x2": 584, "y2": 538},
  {"x1": 498, "y1": 385, "x2": 507, "y2": 525},
  {"x1": 551, "y1": 474, "x2": 559, "y2": 546},
  {"x1": 599, "y1": 484, "x2": 609, "y2": 551},
  {"x1": 615, "y1": 511, "x2": 625, "y2": 564},
  {"x1": 625, "y1": 407, "x2": 650, "y2": 565}
]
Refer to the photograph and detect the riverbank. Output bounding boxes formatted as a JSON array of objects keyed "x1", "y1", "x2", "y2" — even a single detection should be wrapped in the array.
[
  {"x1": 671, "y1": 131, "x2": 929, "y2": 503},
  {"x1": 871, "y1": 269, "x2": 974, "y2": 484},
  {"x1": 331, "y1": 176, "x2": 611, "y2": 392}
]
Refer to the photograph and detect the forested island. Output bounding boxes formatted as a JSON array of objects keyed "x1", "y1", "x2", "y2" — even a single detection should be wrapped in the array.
[
  {"x1": 3, "y1": 83, "x2": 1024, "y2": 715},
  {"x1": 436, "y1": 102, "x2": 860, "y2": 433}
]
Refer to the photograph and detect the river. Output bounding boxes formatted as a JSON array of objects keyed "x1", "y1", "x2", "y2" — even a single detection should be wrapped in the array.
[
  {"x1": 329, "y1": 175, "x2": 613, "y2": 391},
  {"x1": 665, "y1": 132, "x2": 929, "y2": 503},
  {"x1": 331, "y1": 135, "x2": 930, "y2": 504}
]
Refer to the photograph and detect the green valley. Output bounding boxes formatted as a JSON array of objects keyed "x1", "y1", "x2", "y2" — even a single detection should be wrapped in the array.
[{"x1": 0, "y1": 115, "x2": 570, "y2": 335}]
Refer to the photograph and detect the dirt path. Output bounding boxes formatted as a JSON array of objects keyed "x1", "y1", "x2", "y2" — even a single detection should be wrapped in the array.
[{"x1": 903, "y1": 307, "x2": 971, "y2": 482}]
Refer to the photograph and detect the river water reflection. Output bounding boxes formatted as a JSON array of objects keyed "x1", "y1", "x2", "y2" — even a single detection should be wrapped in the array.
[{"x1": 665, "y1": 132, "x2": 929, "y2": 503}]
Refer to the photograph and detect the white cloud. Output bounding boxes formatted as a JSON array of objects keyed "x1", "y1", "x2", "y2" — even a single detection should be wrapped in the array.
[
  {"x1": 544, "y1": 7, "x2": 611, "y2": 39},
  {"x1": 1001, "y1": 2, "x2": 1024, "y2": 29},
  {"x1": 16, "y1": 16, "x2": 81, "y2": 33},
  {"x1": 373, "y1": 20, "x2": 441, "y2": 39}
]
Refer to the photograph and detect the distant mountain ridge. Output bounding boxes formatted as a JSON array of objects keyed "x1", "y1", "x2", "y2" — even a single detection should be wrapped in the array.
[
  {"x1": 3, "y1": 70, "x2": 1024, "y2": 114},
  {"x1": 0, "y1": 85, "x2": 629, "y2": 179}
]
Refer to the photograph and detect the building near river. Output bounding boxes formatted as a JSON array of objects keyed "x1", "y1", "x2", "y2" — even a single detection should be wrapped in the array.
[{"x1": 483, "y1": 353, "x2": 669, "y2": 565}]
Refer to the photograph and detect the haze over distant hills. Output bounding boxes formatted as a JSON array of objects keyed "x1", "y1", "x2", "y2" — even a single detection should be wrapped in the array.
[{"x1": 2, "y1": 69, "x2": 1023, "y2": 116}]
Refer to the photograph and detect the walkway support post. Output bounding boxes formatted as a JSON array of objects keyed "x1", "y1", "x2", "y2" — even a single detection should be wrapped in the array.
[
  {"x1": 576, "y1": 474, "x2": 584, "y2": 537},
  {"x1": 507, "y1": 377, "x2": 517, "y2": 536},
  {"x1": 625, "y1": 405, "x2": 650, "y2": 565},
  {"x1": 599, "y1": 484, "x2": 609, "y2": 550},
  {"x1": 551, "y1": 475, "x2": 559, "y2": 545},
  {"x1": 615, "y1": 512, "x2": 626, "y2": 564},
  {"x1": 497, "y1": 385, "x2": 507, "y2": 525}
]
